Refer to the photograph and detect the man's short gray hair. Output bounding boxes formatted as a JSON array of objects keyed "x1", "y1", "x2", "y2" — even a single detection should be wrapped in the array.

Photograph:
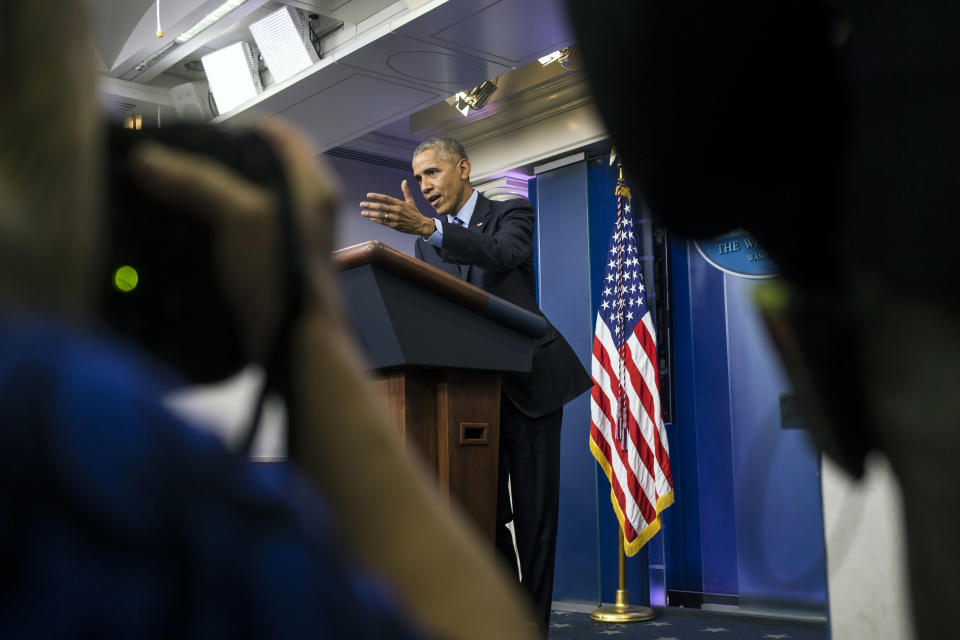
[{"x1": 413, "y1": 136, "x2": 468, "y2": 162}]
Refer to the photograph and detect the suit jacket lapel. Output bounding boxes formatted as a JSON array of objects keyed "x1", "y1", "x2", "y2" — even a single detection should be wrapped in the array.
[{"x1": 464, "y1": 193, "x2": 494, "y2": 282}]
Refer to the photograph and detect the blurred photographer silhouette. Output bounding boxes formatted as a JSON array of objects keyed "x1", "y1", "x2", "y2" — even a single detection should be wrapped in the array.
[
  {"x1": 0, "y1": 2, "x2": 537, "y2": 639},
  {"x1": 566, "y1": 1, "x2": 960, "y2": 637}
]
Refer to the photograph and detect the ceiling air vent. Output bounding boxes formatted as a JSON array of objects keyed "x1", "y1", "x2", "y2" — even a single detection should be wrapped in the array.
[
  {"x1": 325, "y1": 147, "x2": 413, "y2": 171},
  {"x1": 100, "y1": 95, "x2": 138, "y2": 118}
]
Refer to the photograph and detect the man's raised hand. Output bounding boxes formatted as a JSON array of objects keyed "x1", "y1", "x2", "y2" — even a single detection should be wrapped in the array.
[{"x1": 360, "y1": 180, "x2": 435, "y2": 237}]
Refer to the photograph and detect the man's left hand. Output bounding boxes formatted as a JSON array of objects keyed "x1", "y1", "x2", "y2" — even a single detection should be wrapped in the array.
[{"x1": 361, "y1": 180, "x2": 435, "y2": 237}]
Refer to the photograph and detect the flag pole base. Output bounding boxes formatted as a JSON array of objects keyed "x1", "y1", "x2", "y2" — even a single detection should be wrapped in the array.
[{"x1": 590, "y1": 589, "x2": 656, "y2": 623}]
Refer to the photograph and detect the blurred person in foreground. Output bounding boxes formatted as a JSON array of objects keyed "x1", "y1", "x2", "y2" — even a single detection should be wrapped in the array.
[
  {"x1": 565, "y1": 1, "x2": 960, "y2": 637},
  {"x1": 0, "y1": 1, "x2": 538, "y2": 639}
]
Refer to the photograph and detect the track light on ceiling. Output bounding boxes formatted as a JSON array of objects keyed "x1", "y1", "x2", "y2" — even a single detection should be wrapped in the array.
[
  {"x1": 538, "y1": 49, "x2": 565, "y2": 65},
  {"x1": 538, "y1": 46, "x2": 580, "y2": 70},
  {"x1": 453, "y1": 79, "x2": 499, "y2": 117}
]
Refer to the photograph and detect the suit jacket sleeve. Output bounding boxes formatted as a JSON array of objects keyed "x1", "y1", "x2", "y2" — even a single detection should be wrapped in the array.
[
  {"x1": 414, "y1": 236, "x2": 424, "y2": 261},
  {"x1": 438, "y1": 199, "x2": 535, "y2": 273}
]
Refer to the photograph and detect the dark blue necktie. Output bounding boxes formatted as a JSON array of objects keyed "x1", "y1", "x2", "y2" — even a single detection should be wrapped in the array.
[{"x1": 448, "y1": 217, "x2": 466, "y2": 278}]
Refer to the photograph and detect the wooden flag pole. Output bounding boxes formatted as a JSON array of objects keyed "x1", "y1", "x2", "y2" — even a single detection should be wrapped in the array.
[{"x1": 590, "y1": 529, "x2": 655, "y2": 623}]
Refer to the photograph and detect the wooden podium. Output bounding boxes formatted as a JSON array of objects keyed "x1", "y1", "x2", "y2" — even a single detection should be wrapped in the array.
[{"x1": 333, "y1": 241, "x2": 546, "y2": 541}]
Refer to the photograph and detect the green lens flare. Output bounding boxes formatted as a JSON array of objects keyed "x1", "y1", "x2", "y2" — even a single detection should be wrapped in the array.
[{"x1": 113, "y1": 265, "x2": 139, "y2": 292}]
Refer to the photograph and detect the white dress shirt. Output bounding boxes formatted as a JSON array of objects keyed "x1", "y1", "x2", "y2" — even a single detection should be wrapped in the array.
[{"x1": 425, "y1": 189, "x2": 479, "y2": 248}]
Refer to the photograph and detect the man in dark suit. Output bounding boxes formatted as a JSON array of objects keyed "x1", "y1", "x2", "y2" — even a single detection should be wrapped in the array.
[{"x1": 361, "y1": 136, "x2": 591, "y2": 631}]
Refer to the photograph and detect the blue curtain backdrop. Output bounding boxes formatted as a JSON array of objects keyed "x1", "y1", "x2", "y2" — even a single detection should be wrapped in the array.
[
  {"x1": 532, "y1": 154, "x2": 827, "y2": 613},
  {"x1": 533, "y1": 161, "x2": 600, "y2": 603}
]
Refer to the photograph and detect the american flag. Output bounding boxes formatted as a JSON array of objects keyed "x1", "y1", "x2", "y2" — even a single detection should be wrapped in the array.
[{"x1": 589, "y1": 178, "x2": 674, "y2": 556}]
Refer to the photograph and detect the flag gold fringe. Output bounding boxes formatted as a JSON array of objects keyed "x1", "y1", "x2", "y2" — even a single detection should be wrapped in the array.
[{"x1": 590, "y1": 436, "x2": 674, "y2": 557}]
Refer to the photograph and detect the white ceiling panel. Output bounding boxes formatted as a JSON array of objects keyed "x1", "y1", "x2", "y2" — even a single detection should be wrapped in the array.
[
  {"x1": 90, "y1": 0, "x2": 203, "y2": 69},
  {"x1": 119, "y1": 0, "x2": 275, "y2": 82},
  {"x1": 292, "y1": 0, "x2": 351, "y2": 13},
  {"x1": 271, "y1": 73, "x2": 440, "y2": 149},
  {"x1": 284, "y1": 0, "x2": 401, "y2": 23},
  {"x1": 393, "y1": 0, "x2": 574, "y2": 66},
  {"x1": 99, "y1": 0, "x2": 578, "y2": 156},
  {"x1": 333, "y1": 32, "x2": 513, "y2": 94},
  {"x1": 109, "y1": 0, "x2": 226, "y2": 71},
  {"x1": 223, "y1": 58, "x2": 350, "y2": 116}
]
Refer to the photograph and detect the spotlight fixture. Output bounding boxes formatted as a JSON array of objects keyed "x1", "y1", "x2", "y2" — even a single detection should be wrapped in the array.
[
  {"x1": 537, "y1": 46, "x2": 580, "y2": 70},
  {"x1": 453, "y1": 79, "x2": 499, "y2": 117},
  {"x1": 538, "y1": 49, "x2": 565, "y2": 66},
  {"x1": 249, "y1": 6, "x2": 319, "y2": 85},
  {"x1": 201, "y1": 41, "x2": 262, "y2": 115}
]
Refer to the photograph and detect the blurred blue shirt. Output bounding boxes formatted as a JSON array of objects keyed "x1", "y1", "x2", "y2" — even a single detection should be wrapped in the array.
[{"x1": 0, "y1": 318, "x2": 425, "y2": 640}]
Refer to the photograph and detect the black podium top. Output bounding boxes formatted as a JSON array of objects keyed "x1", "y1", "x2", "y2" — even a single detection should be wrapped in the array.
[{"x1": 334, "y1": 241, "x2": 546, "y2": 373}]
